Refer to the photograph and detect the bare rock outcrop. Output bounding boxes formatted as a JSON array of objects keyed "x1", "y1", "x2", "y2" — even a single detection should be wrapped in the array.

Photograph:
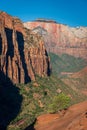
[
  {"x1": 34, "y1": 101, "x2": 87, "y2": 130},
  {"x1": 24, "y1": 20, "x2": 87, "y2": 59},
  {"x1": 0, "y1": 12, "x2": 50, "y2": 84}
]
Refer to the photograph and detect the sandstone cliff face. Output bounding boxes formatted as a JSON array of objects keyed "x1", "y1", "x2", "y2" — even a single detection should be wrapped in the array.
[
  {"x1": 24, "y1": 21, "x2": 87, "y2": 59},
  {"x1": 0, "y1": 12, "x2": 50, "y2": 84}
]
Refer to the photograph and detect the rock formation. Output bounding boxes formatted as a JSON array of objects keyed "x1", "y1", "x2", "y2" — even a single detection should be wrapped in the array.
[
  {"x1": 0, "y1": 12, "x2": 50, "y2": 84},
  {"x1": 24, "y1": 20, "x2": 87, "y2": 59},
  {"x1": 34, "y1": 101, "x2": 87, "y2": 130}
]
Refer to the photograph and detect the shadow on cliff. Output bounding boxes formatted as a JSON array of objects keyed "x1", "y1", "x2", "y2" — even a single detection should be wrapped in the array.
[
  {"x1": 0, "y1": 34, "x2": 2, "y2": 55},
  {"x1": 45, "y1": 50, "x2": 51, "y2": 76},
  {"x1": 0, "y1": 71, "x2": 23, "y2": 130},
  {"x1": 5, "y1": 28, "x2": 31, "y2": 84},
  {"x1": 16, "y1": 31, "x2": 31, "y2": 83},
  {"x1": 5, "y1": 28, "x2": 14, "y2": 58},
  {"x1": 5, "y1": 28, "x2": 14, "y2": 78}
]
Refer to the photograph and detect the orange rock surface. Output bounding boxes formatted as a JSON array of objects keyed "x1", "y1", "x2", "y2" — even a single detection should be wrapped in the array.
[
  {"x1": 0, "y1": 12, "x2": 50, "y2": 83},
  {"x1": 35, "y1": 101, "x2": 87, "y2": 130}
]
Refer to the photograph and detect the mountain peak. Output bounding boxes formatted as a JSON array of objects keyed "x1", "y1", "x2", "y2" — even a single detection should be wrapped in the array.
[{"x1": 34, "y1": 18, "x2": 57, "y2": 23}]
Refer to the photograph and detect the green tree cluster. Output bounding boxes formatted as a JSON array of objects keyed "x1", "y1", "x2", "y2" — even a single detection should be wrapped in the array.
[{"x1": 48, "y1": 93, "x2": 70, "y2": 113}]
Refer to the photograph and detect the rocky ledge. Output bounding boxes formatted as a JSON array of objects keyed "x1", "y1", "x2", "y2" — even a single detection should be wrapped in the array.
[
  {"x1": 34, "y1": 101, "x2": 87, "y2": 130},
  {"x1": 35, "y1": 18, "x2": 57, "y2": 23}
]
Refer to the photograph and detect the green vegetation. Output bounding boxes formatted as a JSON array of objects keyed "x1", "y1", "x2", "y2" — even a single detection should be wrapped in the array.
[
  {"x1": 7, "y1": 75, "x2": 87, "y2": 130},
  {"x1": 2, "y1": 52, "x2": 87, "y2": 130},
  {"x1": 48, "y1": 93, "x2": 70, "y2": 113},
  {"x1": 49, "y1": 53, "x2": 87, "y2": 76}
]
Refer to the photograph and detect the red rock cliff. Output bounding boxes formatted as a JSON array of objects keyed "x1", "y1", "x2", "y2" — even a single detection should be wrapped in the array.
[
  {"x1": 0, "y1": 12, "x2": 50, "y2": 84},
  {"x1": 24, "y1": 20, "x2": 87, "y2": 59}
]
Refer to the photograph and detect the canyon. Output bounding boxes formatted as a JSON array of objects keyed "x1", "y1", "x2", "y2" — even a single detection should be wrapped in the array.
[
  {"x1": 23, "y1": 19, "x2": 87, "y2": 130},
  {"x1": 0, "y1": 12, "x2": 50, "y2": 84},
  {"x1": 24, "y1": 19, "x2": 87, "y2": 59},
  {"x1": 0, "y1": 12, "x2": 87, "y2": 130}
]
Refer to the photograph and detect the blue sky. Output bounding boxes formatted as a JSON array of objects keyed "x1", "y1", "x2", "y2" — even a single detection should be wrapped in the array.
[{"x1": 0, "y1": 0, "x2": 87, "y2": 26}]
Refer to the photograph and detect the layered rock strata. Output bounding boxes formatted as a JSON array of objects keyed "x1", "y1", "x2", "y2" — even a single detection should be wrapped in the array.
[
  {"x1": 24, "y1": 20, "x2": 87, "y2": 59},
  {"x1": 0, "y1": 12, "x2": 50, "y2": 84}
]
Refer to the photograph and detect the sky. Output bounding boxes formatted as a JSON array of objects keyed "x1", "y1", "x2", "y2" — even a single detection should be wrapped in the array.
[{"x1": 0, "y1": 0, "x2": 87, "y2": 27}]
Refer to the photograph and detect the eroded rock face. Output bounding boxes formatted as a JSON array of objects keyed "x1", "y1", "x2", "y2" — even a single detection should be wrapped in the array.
[
  {"x1": 0, "y1": 12, "x2": 50, "y2": 84},
  {"x1": 24, "y1": 20, "x2": 87, "y2": 59}
]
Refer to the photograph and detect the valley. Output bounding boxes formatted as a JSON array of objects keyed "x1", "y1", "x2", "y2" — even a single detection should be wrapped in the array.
[{"x1": 0, "y1": 12, "x2": 87, "y2": 130}]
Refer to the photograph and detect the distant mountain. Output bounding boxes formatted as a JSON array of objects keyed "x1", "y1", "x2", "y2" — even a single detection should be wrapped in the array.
[
  {"x1": 24, "y1": 20, "x2": 87, "y2": 59},
  {"x1": 35, "y1": 18, "x2": 57, "y2": 23}
]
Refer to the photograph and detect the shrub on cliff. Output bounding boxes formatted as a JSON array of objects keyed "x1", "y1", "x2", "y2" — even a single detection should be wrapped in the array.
[{"x1": 48, "y1": 93, "x2": 70, "y2": 113}]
